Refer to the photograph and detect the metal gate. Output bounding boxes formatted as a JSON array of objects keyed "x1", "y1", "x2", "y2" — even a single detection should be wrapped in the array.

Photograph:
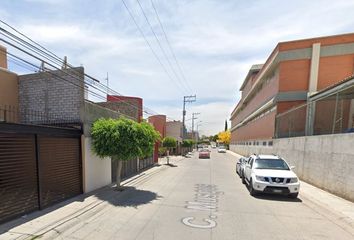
[
  {"x1": 111, "y1": 158, "x2": 138, "y2": 182},
  {"x1": 111, "y1": 156, "x2": 154, "y2": 183},
  {"x1": 0, "y1": 123, "x2": 82, "y2": 223},
  {"x1": 0, "y1": 134, "x2": 38, "y2": 223},
  {"x1": 38, "y1": 136, "x2": 82, "y2": 208}
]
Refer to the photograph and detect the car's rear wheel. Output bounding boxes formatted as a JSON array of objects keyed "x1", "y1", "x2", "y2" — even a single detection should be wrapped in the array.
[
  {"x1": 289, "y1": 193, "x2": 299, "y2": 199},
  {"x1": 248, "y1": 179, "x2": 257, "y2": 196}
]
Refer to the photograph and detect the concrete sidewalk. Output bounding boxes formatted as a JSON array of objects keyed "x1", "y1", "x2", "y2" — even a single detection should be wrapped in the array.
[
  {"x1": 227, "y1": 149, "x2": 354, "y2": 228},
  {"x1": 0, "y1": 156, "x2": 186, "y2": 240}
]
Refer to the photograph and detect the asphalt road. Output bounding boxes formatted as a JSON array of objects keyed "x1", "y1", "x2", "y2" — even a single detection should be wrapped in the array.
[{"x1": 43, "y1": 150, "x2": 354, "y2": 240}]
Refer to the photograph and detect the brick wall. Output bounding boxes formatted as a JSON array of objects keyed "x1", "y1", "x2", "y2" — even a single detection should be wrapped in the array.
[
  {"x1": 231, "y1": 110, "x2": 276, "y2": 142},
  {"x1": 97, "y1": 100, "x2": 140, "y2": 122},
  {"x1": 18, "y1": 67, "x2": 84, "y2": 124}
]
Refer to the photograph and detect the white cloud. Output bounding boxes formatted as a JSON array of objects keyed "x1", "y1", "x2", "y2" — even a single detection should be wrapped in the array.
[{"x1": 2, "y1": 0, "x2": 354, "y2": 136}]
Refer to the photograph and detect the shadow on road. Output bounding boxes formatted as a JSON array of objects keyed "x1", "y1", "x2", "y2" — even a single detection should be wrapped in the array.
[
  {"x1": 253, "y1": 194, "x2": 302, "y2": 202},
  {"x1": 165, "y1": 163, "x2": 178, "y2": 167},
  {"x1": 241, "y1": 184, "x2": 302, "y2": 202},
  {"x1": 95, "y1": 186, "x2": 162, "y2": 208}
]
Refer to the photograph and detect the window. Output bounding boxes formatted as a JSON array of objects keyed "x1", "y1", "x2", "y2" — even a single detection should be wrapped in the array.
[{"x1": 254, "y1": 159, "x2": 289, "y2": 170}]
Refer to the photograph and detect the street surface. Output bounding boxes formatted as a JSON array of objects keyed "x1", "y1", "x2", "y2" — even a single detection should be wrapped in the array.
[{"x1": 1, "y1": 150, "x2": 354, "y2": 240}]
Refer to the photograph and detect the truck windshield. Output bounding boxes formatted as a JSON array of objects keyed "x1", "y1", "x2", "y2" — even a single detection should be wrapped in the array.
[{"x1": 254, "y1": 159, "x2": 289, "y2": 170}]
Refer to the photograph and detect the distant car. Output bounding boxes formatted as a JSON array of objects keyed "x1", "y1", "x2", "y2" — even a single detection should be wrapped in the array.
[
  {"x1": 185, "y1": 152, "x2": 193, "y2": 158},
  {"x1": 198, "y1": 149, "x2": 210, "y2": 159},
  {"x1": 243, "y1": 154, "x2": 300, "y2": 198},
  {"x1": 217, "y1": 146, "x2": 226, "y2": 153},
  {"x1": 236, "y1": 157, "x2": 247, "y2": 177}
]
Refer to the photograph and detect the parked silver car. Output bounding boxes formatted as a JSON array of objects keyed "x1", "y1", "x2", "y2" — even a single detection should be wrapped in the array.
[{"x1": 236, "y1": 157, "x2": 247, "y2": 178}]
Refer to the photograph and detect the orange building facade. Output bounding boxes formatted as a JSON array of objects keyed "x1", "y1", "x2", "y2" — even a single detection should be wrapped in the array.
[
  {"x1": 148, "y1": 115, "x2": 166, "y2": 163},
  {"x1": 230, "y1": 33, "x2": 354, "y2": 144}
]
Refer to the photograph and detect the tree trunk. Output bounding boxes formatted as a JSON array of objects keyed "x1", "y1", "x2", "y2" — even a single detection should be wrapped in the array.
[
  {"x1": 167, "y1": 149, "x2": 170, "y2": 165},
  {"x1": 116, "y1": 160, "x2": 123, "y2": 188}
]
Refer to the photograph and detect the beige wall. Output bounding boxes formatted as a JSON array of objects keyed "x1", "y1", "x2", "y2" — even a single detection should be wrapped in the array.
[
  {"x1": 230, "y1": 132, "x2": 354, "y2": 202},
  {"x1": 0, "y1": 45, "x2": 7, "y2": 69},
  {"x1": 0, "y1": 68, "x2": 19, "y2": 112},
  {"x1": 166, "y1": 121, "x2": 183, "y2": 142}
]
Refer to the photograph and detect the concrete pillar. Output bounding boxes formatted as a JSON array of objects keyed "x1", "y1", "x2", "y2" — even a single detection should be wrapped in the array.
[
  {"x1": 308, "y1": 43, "x2": 321, "y2": 94},
  {"x1": 305, "y1": 101, "x2": 316, "y2": 136}
]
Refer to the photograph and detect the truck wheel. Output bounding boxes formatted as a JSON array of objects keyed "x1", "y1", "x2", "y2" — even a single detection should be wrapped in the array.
[{"x1": 249, "y1": 179, "x2": 257, "y2": 196}]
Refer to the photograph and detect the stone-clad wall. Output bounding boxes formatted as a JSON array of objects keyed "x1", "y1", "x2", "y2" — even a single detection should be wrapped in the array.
[
  {"x1": 18, "y1": 67, "x2": 84, "y2": 123},
  {"x1": 230, "y1": 133, "x2": 354, "y2": 202}
]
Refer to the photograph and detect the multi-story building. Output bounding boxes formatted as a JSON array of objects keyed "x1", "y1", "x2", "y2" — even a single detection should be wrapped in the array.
[
  {"x1": 166, "y1": 120, "x2": 183, "y2": 143},
  {"x1": 230, "y1": 33, "x2": 354, "y2": 145},
  {"x1": 148, "y1": 115, "x2": 167, "y2": 162},
  {"x1": 166, "y1": 120, "x2": 183, "y2": 154}
]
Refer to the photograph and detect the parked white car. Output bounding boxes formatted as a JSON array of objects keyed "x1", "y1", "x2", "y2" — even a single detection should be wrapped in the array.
[
  {"x1": 243, "y1": 154, "x2": 300, "y2": 198},
  {"x1": 217, "y1": 146, "x2": 226, "y2": 153}
]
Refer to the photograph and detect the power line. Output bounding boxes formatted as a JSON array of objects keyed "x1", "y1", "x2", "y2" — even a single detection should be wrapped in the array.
[
  {"x1": 0, "y1": 20, "x2": 176, "y2": 122},
  {"x1": 149, "y1": 0, "x2": 192, "y2": 91},
  {"x1": 120, "y1": 0, "x2": 188, "y2": 95},
  {"x1": 3, "y1": 45, "x2": 146, "y2": 121},
  {"x1": 135, "y1": 0, "x2": 191, "y2": 93},
  {"x1": 5, "y1": 50, "x2": 137, "y2": 120}
]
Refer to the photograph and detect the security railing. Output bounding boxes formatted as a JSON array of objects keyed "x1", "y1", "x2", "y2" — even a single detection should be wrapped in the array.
[
  {"x1": 275, "y1": 84, "x2": 354, "y2": 138},
  {"x1": 0, "y1": 105, "x2": 81, "y2": 127}
]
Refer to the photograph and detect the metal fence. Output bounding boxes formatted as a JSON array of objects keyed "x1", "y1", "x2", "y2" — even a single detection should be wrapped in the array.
[
  {"x1": 0, "y1": 105, "x2": 81, "y2": 127},
  {"x1": 275, "y1": 84, "x2": 354, "y2": 138}
]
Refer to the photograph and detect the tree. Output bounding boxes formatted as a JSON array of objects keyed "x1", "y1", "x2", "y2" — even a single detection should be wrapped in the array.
[
  {"x1": 136, "y1": 121, "x2": 161, "y2": 159},
  {"x1": 225, "y1": 120, "x2": 228, "y2": 131},
  {"x1": 218, "y1": 130, "x2": 231, "y2": 147},
  {"x1": 182, "y1": 139, "x2": 195, "y2": 153},
  {"x1": 158, "y1": 146, "x2": 167, "y2": 156},
  {"x1": 162, "y1": 137, "x2": 177, "y2": 165},
  {"x1": 91, "y1": 117, "x2": 159, "y2": 189}
]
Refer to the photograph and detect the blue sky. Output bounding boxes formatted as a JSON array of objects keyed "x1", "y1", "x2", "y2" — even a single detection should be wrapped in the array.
[{"x1": 1, "y1": 0, "x2": 354, "y2": 135}]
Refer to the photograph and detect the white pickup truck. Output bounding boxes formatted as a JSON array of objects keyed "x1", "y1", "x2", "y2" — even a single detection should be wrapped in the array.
[{"x1": 242, "y1": 154, "x2": 300, "y2": 198}]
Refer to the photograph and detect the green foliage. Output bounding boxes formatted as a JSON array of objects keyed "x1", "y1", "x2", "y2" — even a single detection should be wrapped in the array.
[
  {"x1": 91, "y1": 117, "x2": 160, "y2": 161},
  {"x1": 91, "y1": 118, "x2": 122, "y2": 158},
  {"x1": 158, "y1": 146, "x2": 167, "y2": 155},
  {"x1": 136, "y1": 121, "x2": 161, "y2": 159},
  {"x1": 182, "y1": 139, "x2": 195, "y2": 148},
  {"x1": 197, "y1": 139, "x2": 210, "y2": 144},
  {"x1": 162, "y1": 137, "x2": 177, "y2": 148}
]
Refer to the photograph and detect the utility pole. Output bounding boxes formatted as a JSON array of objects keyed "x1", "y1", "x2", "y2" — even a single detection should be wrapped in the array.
[
  {"x1": 196, "y1": 121, "x2": 202, "y2": 144},
  {"x1": 105, "y1": 72, "x2": 109, "y2": 97},
  {"x1": 106, "y1": 72, "x2": 109, "y2": 96},
  {"x1": 182, "y1": 95, "x2": 196, "y2": 139},
  {"x1": 62, "y1": 56, "x2": 68, "y2": 69},
  {"x1": 191, "y1": 112, "x2": 200, "y2": 140}
]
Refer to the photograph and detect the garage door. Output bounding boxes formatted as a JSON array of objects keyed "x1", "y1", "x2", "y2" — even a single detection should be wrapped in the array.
[
  {"x1": 38, "y1": 136, "x2": 82, "y2": 208},
  {"x1": 0, "y1": 134, "x2": 38, "y2": 222}
]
